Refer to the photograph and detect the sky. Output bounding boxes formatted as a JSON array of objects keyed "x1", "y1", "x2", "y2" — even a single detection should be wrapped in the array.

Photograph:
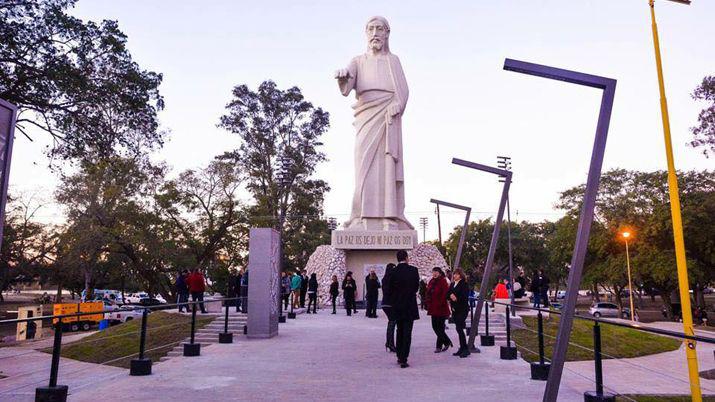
[{"x1": 9, "y1": 0, "x2": 714, "y2": 242}]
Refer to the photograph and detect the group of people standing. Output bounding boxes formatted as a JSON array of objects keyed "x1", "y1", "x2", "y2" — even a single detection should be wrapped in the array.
[
  {"x1": 281, "y1": 271, "x2": 319, "y2": 314},
  {"x1": 175, "y1": 268, "x2": 208, "y2": 313}
]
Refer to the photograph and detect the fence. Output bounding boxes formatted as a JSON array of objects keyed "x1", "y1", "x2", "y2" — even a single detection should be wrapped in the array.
[
  {"x1": 484, "y1": 299, "x2": 715, "y2": 401},
  {"x1": 0, "y1": 296, "x2": 245, "y2": 402}
]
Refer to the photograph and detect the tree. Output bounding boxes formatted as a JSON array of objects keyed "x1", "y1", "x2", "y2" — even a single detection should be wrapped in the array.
[
  {"x1": 155, "y1": 160, "x2": 248, "y2": 292},
  {"x1": 0, "y1": 194, "x2": 55, "y2": 302},
  {"x1": 690, "y1": 76, "x2": 715, "y2": 157},
  {"x1": 0, "y1": 0, "x2": 164, "y2": 161},
  {"x1": 219, "y1": 81, "x2": 331, "y2": 270}
]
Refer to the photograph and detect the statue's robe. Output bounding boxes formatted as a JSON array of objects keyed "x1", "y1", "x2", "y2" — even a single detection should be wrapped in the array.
[{"x1": 339, "y1": 52, "x2": 413, "y2": 230}]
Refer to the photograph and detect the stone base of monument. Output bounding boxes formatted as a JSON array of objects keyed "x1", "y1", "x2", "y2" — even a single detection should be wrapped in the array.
[
  {"x1": 500, "y1": 345, "x2": 518, "y2": 360},
  {"x1": 530, "y1": 362, "x2": 550, "y2": 380},
  {"x1": 129, "y1": 358, "x2": 152, "y2": 376},
  {"x1": 584, "y1": 391, "x2": 616, "y2": 402},
  {"x1": 480, "y1": 334, "x2": 495, "y2": 346},
  {"x1": 218, "y1": 332, "x2": 233, "y2": 344},
  {"x1": 36, "y1": 385, "x2": 68, "y2": 402}
]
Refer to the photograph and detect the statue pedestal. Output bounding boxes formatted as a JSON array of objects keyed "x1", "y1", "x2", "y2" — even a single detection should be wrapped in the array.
[{"x1": 332, "y1": 230, "x2": 417, "y2": 303}]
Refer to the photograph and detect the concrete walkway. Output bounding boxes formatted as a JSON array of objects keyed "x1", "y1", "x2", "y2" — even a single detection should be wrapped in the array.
[
  {"x1": 66, "y1": 310, "x2": 582, "y2": 402},
  {"x1": 4, "y1": 309, "x2": 712, "y2": 401}
]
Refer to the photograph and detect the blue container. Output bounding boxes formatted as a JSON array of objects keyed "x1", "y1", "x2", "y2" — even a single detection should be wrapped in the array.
[{"x1": 98, "y1": 319, "x2": 109, "y2": 330}]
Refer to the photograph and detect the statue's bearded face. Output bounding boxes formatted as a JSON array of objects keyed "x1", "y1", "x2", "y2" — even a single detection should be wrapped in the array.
[{"x1": 366, "y1": 21, "x2": 388, "y2": 51}]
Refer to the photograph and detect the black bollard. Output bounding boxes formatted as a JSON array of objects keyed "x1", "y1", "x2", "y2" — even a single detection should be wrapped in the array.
[
  {"x1": 500, "y1": 305, "x2": 518, "y2": 360},
  {"x1": 130, "y1": 309, "x2": 152, "y2": 375},
  {"x1": 584, "y1": 321, "x2": 615, "y2": 401},
  {"x1": 36, "y1": 318, "x2": 68, "y2": 402},
  {"x1": 480, "y1": 301, "x2": 495, "y2": 346},
  {"x1": 288, "y1": 298, "x2": 296, "y2": 319},
  {"x1": 183, "y1": 303, "x2": 201, "y2": 356},
  {"x1": 219, "y1": 299, "x2": 233, "y2": 344},
  {"x1": 530, "y1": 309, "x2": 550, "y2": 380}
]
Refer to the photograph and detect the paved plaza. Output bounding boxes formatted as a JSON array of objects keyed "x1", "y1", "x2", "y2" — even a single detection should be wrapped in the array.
[{"x1": 3, "y1": 310, "x2": 715, "y2": 401}]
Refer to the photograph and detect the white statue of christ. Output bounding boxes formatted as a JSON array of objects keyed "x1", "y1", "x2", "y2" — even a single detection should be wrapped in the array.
[{"x1": 335, "y1": 16, "x2": 414, "y2": 231}]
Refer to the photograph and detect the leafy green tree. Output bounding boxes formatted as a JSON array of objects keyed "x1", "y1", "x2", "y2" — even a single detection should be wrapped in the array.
[
  {"x1": 218, "y1": 81, "x2": 330, "y2": 270},
  {"x1": 690, "y1": 76, "x2": 715, "y2": 157},
  {"x1": 0, "y1": 0, "x2": 164, "y2": 161}
]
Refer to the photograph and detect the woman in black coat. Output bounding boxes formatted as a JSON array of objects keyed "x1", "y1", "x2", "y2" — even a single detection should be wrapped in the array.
[
  {"x1": 329, "y1": 275, "x2": 340, "y2": 314},
  {"x1": 365, "y1": 271, "x2": 381, "y2": 318},
  {"x1": 306, "y1": 273, "x2": 319, "y2": 314},
  {"x1": 447, "y1": 268, "x2": 471, "y2": 358},
  {"x1": 381, "y1": 263, "x2": 396, "y2": 352},
  {"x1": 342, "y1": 272, "x2": 357, "y2": 316}
]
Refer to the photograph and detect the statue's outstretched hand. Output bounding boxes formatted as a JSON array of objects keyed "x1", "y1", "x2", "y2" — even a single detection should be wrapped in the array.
[{"x1": 334, "y1": 69, "x2": 351, "y2": 80}]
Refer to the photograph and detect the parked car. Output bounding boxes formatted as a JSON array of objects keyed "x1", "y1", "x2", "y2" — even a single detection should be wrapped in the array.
[
  {"x1": 107, "y1": 308, "x2": 148, "y2": 324},
  {"x1": 556, "y1": 291, "x2": 567, "y2": 300},
  {"x1": 589, "y1": 302, "x2": 622, "y2": 318},
  {"x1": 124, "y1": 292, "x2": 149, "y2": 304}
]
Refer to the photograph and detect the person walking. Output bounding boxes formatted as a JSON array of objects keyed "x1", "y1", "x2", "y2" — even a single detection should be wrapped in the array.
[
  {"x1": 426, "y1": 267, "x2": 452, "y2": 353},
  {"x1": 365, "y1": 270, "x2": 381, "y2": 318},
  {"x1": 307, "y1": 273, "x2": 319, "y2": 314},
  {"x1": 447, "y1": 268, "x2": 470, "y2": 358},
  {"x1": 300, "y1": 270, "x2": 309, "y2": 308},
  {"x1": 291, "y1": 272, "x2": 302, "y2": 309},
  {"x1": 342, "y1": 272, "x2": 357, "y2": 316},
  {"x1": 388, "y1": 250, "x2": 420, "y2": 368},
  {"x1": 382, "y1": 263, "x2": 397, "y2": 353},
  {"x1": 187, "y1": 268, "x2": 207, "y2": 313},
  {"x1": 330, "y1": 275, "x2": 340, "y2": 314},
  {"x1": 240, "y1": 269, "x2": 249, "y2": 313},
  {"x1": 175, "y1": 270, "x2": 190, "y2": 313},
  {"x1": 281, "y1": 272, "x2": 291, "y2": 311}
]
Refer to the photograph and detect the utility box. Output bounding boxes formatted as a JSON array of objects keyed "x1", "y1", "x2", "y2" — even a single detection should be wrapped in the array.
[{"x1": 247, "y1": 228, "x2": 280, "y2": 339}]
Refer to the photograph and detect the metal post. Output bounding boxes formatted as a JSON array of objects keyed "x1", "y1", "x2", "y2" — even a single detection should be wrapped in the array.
[
  {"x1": 584, "y1": 321, "x2": 615, "y2": 401},
  {"x1": 190, "y1": 302, "x2": 197, "y2": 344},
  {"x1": 480, "y1": 299, "x2": 494, "y2": 346},
  {"x1": 500, "y1": 305, "x2": 517, "y2": 360},
  {"x1": 530, "y1": 309, "x2": 551, "y2": 381},
  {"x1": 648, "y1": 0, "x2": 702, "y2": 393},
  {"x1": 130, "y1": 308, "x2": 152, "y2": 375},
  {"x1": 538, "y1": 311, "x2": 545, "y2": 365},
  {"x1": 183, "y1": 302, "x2": 201, "y2": 356},
  {"x1": 502, "y1": 59, "x2": 616, "y2": 402},
  {"x1": 49, "y1": 319, "x2": 62, "y2": 387},
  {"x1": 594, "y1": 322, "x2": 603, "y2": 396},
  {"x1": 625, "y1": 238, "x2": 635, "y2": 321},
  {"x1": 219, "y1": 298, "x2": 234, "y2": 343},
  {"x1": 36, "y1": 317, "x2": 68, "y2": 401},
  {"x1": 139, "y1": 309, "x2": 148, "y2": 359},
  {"x1": 506, "y1": 197, "x2": 515, "y2": 315},
  {"x1": 436, "y1": 204, "x2": 443, "y2": 245}
]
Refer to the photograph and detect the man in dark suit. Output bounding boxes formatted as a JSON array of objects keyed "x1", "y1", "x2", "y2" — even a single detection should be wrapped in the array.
[
  {"x1": 388, "y1": 250, "x2": 420, "y2": 368},
  {"x1": 300, "y1": 270, "x2": 309, "y2": 308}
]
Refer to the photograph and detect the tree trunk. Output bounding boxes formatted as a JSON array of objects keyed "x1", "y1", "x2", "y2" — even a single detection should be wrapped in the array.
[
  {"x1": 695, "y1": 284, "x2": 706, "y2": 309},
  {"x1": 55, "y1": 282, "x2": 63, "y2": 303},
  {"x1": 660, "y1": 291, "x2": 673, "y2": 320}
]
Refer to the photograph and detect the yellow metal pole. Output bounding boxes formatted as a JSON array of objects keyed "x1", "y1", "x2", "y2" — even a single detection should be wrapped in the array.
[
  {"x1": 625, "y1": 239, "x2": 635, "y2": 322},
  {"x1": 648, "y1": 1, "x2": 702, "y2": 400}
]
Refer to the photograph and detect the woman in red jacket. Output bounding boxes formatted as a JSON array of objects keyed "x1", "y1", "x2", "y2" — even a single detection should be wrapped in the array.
[{"x1": 426, "y1": 267, "x2": 452, "y2": 353}]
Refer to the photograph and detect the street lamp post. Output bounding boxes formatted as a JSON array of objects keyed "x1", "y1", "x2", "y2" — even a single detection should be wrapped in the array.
[
  {"x1": 622, "y1": 231, "x2": 635, "y2": 321},
  {"x1": 646, "y1": 1, "x2": 701, "y2": 399}
]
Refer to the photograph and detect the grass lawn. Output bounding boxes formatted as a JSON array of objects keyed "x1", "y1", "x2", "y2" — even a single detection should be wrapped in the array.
[
  {"x1": 512, "y1": 315, "x2": 681, "y2": 363},
  {"x1": 618, "y1": 396, "x2": 715, "y2": 402},
  {"x1": 45, "y1": 311, "x2": 214, "y2": 368}
]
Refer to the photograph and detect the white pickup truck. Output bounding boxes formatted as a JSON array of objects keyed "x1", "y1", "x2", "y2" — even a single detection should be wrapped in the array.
[{"x1": 107, "y1": 308, "x2": 147, "y2": 324}]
